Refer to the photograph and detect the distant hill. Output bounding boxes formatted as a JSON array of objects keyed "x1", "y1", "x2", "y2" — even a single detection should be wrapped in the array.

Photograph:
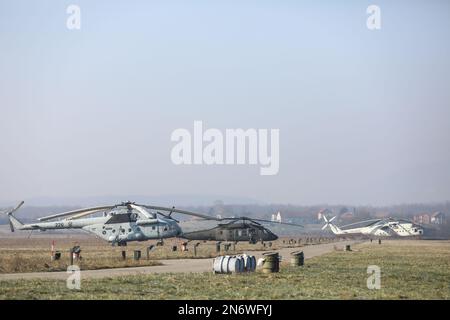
[{"x1": 2, "y1": 199, "x2": 449, "y2": 239}]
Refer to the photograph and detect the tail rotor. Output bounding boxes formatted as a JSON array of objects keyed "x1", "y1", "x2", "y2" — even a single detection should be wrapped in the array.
[
  {"x1": 322, "y1": 216, "x2": 336, "y2": 230},
  {"x1": 1, "y1": 201, "x2": 25, "y2": 232}
]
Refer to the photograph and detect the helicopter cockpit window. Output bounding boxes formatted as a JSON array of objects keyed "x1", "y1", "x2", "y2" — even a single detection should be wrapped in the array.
[{"x1": 131, "y1": 214, "x2": 138, "y2": 222}]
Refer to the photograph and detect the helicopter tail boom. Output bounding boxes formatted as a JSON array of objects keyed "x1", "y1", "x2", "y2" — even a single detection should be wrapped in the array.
[
  {"x1": 7, "y1": 214, "x2": 25, "y2": 232},
  {"x1": 1, "y1": 201, "x2": 25, "y2": 232}
]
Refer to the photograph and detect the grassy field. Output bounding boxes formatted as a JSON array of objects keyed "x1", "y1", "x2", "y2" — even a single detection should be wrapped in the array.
[
  {"x1": 0, "y1": 240, "x2": 449, "y2": 299},
  {"x1": 0, "y1": 235, "x2": 321, "y2": 273}
]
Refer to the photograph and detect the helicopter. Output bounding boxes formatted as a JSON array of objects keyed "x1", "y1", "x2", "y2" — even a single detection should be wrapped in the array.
[
  {"x1": 140, "y1": 205, "x2": 305, "y2": 243},
  {"x1": 321, "y1": 215, "x2": 424, "y2": 237},
  {"x1": 2, "y1": 201, "x2": 182, "y2": 246}
]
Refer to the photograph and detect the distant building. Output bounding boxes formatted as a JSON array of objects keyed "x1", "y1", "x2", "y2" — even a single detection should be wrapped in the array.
[
  {"x1": 431, "y1": 212, "x2": 445, "y2": 225},
  {"x1": 272, "y1": 211, "x2": 282, "y2": 223},
  {"x1": 318, "y1": 209, "x2": 331, "y2": 221},
  {"x1": 414, "y1": 213, "x2": 431, "y2": 225},
  {"x1": 317, "y1": 212, "x2": 323, "y2": 221}
]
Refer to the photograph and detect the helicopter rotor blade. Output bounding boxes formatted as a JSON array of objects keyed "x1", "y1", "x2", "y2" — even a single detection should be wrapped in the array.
[
  {"x1": 339, "y1": 218, "x2": 382, "y2": 229},
  {"x1": 10, "y1": 201, "x2": 25, "y2": 214},
  {"x1": 139, "y1": 205, "x2": 304, "y2": 227},
  {"x1": 209, "y1": 216, "x2": 304, "y2": 228},
  {"x1": 249, "y1": 218, "x2": 304, "y2": 228},
  {"x1": 1, "y1": 201, "x2": 25, "y2": 216},
  {"x1": 38, "y1": 205, "x2": 115, "y2": 221},
  {"x1": 401, "y1": 218, "x2": 426, "y2": 229},
  {"x1": 220, "y1": 217, "x2": 303, "y2": 228},
  {"x1": 156, "y1": 211, "x2": 180, "y2": 223},
  {"x1": 129, "y1": 204, "x2": 154, "y2": 219},
  {"x1": 138, "y1": 205, "x2": 219, "y2": 221},
  {"x1": 67, "y1": 209, "x2": 111, "y2": 220}
]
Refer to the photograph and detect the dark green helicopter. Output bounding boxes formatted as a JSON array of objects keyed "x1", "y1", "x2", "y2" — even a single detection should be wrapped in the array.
[{"x1": 140, "y1": 206, "x2": 304, "y2": 243}]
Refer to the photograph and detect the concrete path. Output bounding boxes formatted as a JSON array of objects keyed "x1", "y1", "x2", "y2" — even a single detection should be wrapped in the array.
[{"x1": 0, "y1": 240, "x2": 360, "y2": 281}]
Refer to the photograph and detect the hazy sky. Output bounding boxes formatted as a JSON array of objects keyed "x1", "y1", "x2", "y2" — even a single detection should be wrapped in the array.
[{"x1": 1, "y1": 0, "x2": 450, "y2": 206}]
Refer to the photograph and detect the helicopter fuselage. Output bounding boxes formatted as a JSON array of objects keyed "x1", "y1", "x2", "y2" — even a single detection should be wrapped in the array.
[
  {"x1": 182, "y1": 224, "x2": 278, "y2": 243},
  {"x1": 13, "y1": 214, "x2": 182, "y2": 244}
]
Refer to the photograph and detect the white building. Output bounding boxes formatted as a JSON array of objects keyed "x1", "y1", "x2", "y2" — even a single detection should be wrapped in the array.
[
  {"x1": 276, "y1": 211, "x2": 282, "y2": 223},
  {"x1": 431, "y1": 212, "x2": 445, "y2": 224},
  {"x1": 318, "y1": 209, "x2": 331, "y2": 221},
  {"x1": 271, "y1": 212, "x2": 282, "y2": 222}
]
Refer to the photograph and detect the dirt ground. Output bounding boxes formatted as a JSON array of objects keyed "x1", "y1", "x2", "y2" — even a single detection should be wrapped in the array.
[
  {"x1": 2, "y1": 239, "x2": 449, "y2": 299},
  {"x1": 0, "y1": 239, "x2": 360, "y2": 280},
  {"x1": 0, "y1": 230, "x2": 340, "y2": 274}
]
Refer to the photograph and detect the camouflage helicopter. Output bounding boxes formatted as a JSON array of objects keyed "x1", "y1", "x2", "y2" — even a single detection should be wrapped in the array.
[
  {"x1": 141, "y1": 206, "x2": 304, "y2": 243},
  {"x1": 1, "y1": 201, "x2": 182, "y2": 246}
]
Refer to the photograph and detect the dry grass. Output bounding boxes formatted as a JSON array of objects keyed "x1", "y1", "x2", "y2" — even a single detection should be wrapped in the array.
[
  {"x1": 0, "y1": 235, "x2": 323, "y2": 273},
  {"x1": 0, "y1": 239, "x2": 449, "y2": 299}
]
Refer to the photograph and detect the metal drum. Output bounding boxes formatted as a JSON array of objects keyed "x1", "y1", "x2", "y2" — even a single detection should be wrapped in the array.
[
  {"x1": 290, "y1": 251, "x2": 304, "y2": 266},
  {"x1": 262, "y1": 252, "x2": 280, "y2": 273},
  {"x1": 213, "y1": 256, "x2": 243, "y2": 274},
  {"x1": 236, "y1": 256, "x2": 244, "y2": 273},
  {"x1": 242, "y1": 254, "x2": 257, "y2": 272}
]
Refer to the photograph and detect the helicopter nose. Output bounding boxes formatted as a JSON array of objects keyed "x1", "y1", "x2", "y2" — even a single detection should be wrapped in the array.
[
  {"x1": 168, "y1": 222, "x2": 183, "y2": 237},
  {"x1": 175, "y1": 224, "x2": 183, "y2": 236}
]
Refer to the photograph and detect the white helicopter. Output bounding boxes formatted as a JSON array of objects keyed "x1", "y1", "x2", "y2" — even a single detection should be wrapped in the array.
[
  {"x1": 321, "y1": 215, "x2": 424, "y2": 237},
  {"x1": 1, "y1": 201, "x2": 182, "y2": 246}
]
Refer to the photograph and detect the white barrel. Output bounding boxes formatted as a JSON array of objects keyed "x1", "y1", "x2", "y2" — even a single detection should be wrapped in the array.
[
  {"x1": 242, "y1": 254, "x2": 249, "y2": 270},
  {"x1": 213, "y1": 256, "x2": 224, "y2": 273},
  {"x1": 228, "y1": 256, "x2": 242, "y2": 273},
  {"x1": 246, "y1": 255, "x2": 252, "y2": 271},
  {"x1": 213, "y1": 256, "x2": 244, "y2": 273},
  {"x1": 257, "y1": 257, "x2": 265, "y2": 267},
  {"x1": 220, "y1": 255, "x2": 232, "y2": 273}
]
